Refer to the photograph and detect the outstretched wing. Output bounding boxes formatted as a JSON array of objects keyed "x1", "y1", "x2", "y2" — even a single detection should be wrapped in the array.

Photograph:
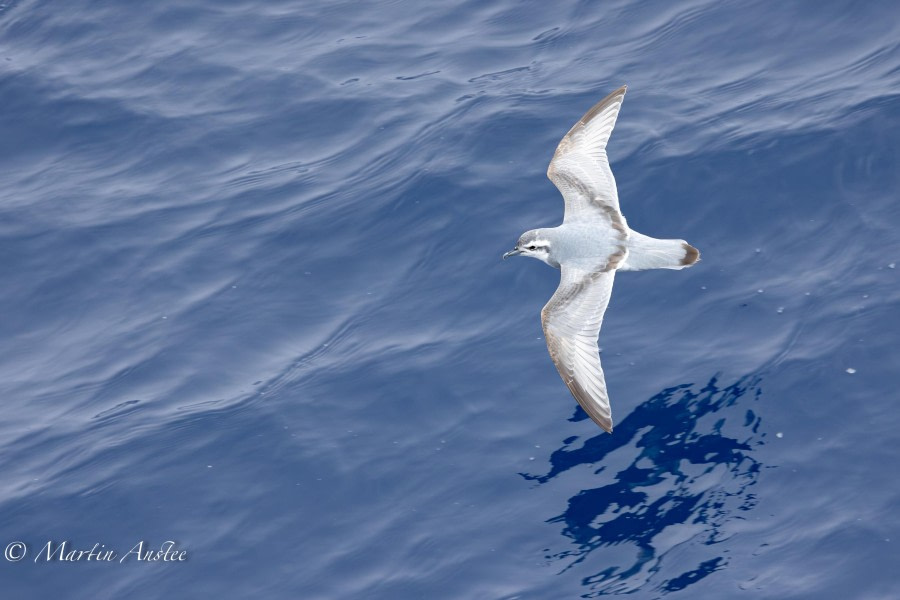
[
  {"x1": 541, "y1": 262, "x2": 617, "y2": 432},
  {"x1": 547, "y1": 85, "x2": 627, "y2": 227}
]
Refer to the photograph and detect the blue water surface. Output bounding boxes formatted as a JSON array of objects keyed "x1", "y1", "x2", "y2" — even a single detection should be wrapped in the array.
[{"x1": 1, "y1": 0, "x2": 899, "y2": 598}]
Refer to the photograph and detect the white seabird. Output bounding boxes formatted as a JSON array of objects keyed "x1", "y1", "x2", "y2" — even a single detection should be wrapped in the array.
[{"x1": 503, "y1": 86, "x2": 699, "y2": 432}]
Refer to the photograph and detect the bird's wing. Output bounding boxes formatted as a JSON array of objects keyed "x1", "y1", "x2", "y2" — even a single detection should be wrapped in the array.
[
  {"x1": 547, "y1": 85, "x2": 627, "y2": 227},
  {"x1": 541, "y1": 261, "x2": 618, "y2": 432}
]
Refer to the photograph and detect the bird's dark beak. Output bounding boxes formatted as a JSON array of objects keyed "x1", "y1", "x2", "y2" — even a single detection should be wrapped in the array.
[{"x1": 502, "y1": 248, "x2": 522, "y2": 260}]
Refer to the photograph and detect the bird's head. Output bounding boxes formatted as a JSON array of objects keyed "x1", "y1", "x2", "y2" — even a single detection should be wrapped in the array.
[{"x1": 503, "y1": 229, "x2": 555, "y2": 266}]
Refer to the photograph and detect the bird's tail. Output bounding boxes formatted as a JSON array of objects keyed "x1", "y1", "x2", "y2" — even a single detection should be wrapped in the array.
[{"x1": 619, "y1": 230, "x2": 699, "y2": 271}]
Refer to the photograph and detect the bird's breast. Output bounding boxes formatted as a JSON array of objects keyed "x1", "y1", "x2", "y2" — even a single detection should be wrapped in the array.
[{"x1": 553, "y1": 223, "x2": 622, "y2": 262}]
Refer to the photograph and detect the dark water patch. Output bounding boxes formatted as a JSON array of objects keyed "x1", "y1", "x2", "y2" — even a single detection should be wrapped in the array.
[{"x1": 523, "y1": 376, "x2": 764, "y2": 596}]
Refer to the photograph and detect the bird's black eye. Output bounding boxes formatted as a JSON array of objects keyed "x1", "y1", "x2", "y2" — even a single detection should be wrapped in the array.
[{"x1": 527, "y1": 245, "x2": 536, "y2": 250}]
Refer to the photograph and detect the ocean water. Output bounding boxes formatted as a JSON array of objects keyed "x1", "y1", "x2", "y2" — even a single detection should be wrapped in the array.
[{"x1": 1, "y1": 0, "x2": 899, "y2": 598}]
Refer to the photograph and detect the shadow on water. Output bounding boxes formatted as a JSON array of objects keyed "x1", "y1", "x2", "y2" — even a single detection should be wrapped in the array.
[{"x1": 522, "y1": 376, "x2": 765, "y2": 597}]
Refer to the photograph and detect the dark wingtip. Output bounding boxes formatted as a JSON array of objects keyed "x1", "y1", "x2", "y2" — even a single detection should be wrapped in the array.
[
  {"x1": 591, "y1": 414, "x2": 613, "y2": 433},
  {"x1": 681, "y1": 242, "x2": 700, "y2": 266}
]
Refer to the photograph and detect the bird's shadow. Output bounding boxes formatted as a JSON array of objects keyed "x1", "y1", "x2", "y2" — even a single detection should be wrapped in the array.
[{"x1": 521, "y1": 375, "x2": 765, "y2": 596}]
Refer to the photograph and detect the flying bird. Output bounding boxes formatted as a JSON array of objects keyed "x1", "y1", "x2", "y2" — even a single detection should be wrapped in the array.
[{"x1": 503, "y1": 86, "x2": 699, "y2": 432}]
